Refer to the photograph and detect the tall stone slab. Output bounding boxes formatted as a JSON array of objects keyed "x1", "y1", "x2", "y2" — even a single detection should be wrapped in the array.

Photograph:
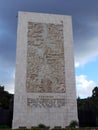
[{"x1": 12, "y1": 12, "x2": 78, "y2": 129}]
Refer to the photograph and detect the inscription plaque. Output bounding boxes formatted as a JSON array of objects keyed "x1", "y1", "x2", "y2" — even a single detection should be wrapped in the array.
[{"x1": 27, "y1": 97, "x2": 65, "y2": 108}]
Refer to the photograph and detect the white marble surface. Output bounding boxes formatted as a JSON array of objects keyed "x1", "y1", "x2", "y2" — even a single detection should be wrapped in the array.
[{"x1": 12, "y1": 12, "x2": 78, "y2": 129}]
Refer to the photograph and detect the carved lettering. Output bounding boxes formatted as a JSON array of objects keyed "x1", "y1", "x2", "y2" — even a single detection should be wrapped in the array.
[{"x1": 27, "y1": 97, "x2": 65, "y2": 108}]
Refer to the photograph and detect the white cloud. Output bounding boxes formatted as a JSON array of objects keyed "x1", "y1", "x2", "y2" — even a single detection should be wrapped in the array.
[
  {"x1": 76, "y1": 75, "x2": 96, "y2": 98},
  {"x1": 75, "y1": 50, "x2": 98, "y2": 68},
  {"x1": 4, "y1": 71, "x2": 15, "y2": 94},
  {"x1": 75, "y1": 62, "x2": 80, "y2": 68},
  {"x1": 4, "y1": 81, "x2": 14, "y2": 94}
]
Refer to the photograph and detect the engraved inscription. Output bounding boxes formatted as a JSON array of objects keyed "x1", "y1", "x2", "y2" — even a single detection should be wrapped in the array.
[
  {"x1": 26, "y1": 22, "x2": 65, "y2": 93},
  {"x1": 27, "y1": 97, "x2": 65, "y2": 108}
]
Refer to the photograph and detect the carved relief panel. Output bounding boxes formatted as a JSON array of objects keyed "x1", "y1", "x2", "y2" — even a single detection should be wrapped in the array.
[{"x1": 26, "y1": 22, "x2": 65, "y2": 93}]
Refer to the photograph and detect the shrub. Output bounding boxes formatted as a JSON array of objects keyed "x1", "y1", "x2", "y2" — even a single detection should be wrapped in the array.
[
  {"x1": 38, "y1": 124, "x2": 46, "y2": 128},
  {"x1": 68, "y1": 120, "x2": 79, "y2": 128},
  {"x1": 0, "y1": 125, "x2": 10, "y2": 129}
]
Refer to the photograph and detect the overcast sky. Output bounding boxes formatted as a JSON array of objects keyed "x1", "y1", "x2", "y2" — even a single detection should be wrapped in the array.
[{"x1": 0, "y1": 0, "x2": 98, "y2": 98}]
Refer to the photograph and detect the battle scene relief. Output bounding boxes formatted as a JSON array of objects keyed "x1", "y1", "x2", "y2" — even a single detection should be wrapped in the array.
[{"x1": 26, "y1": 22, "x2": 65, "y2": 93}]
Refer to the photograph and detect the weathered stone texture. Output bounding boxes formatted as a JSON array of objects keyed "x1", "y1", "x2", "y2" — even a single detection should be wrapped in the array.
[
  {"x1": 26, "y1": 22, "x2": 65, "y2": 93},
  {"x1": 12, "y1": 12, "x2": 78, "y2": 129},
  {"x1": 27, "y1": 97, "x2": 65, "y2": 108}
]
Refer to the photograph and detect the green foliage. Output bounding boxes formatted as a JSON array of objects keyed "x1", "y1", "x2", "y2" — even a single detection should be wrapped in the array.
[
  {"x1": 92, "y1": 86, "x2": 98, "y2": 99},
  {"x1": 51, "y1": 128, "x2": 62, "y2": 130},
  {"x1": 31, "y1": 128, "x2": 43, "y2": 130},
  {"x1": 77, "y1": 86, "x2": 98, "y2": 126},
  {"x1": 0, "y1": 125, "x2": 10, "y2": 128},
  {"x1": 1, "y1": 128, "x2": 98, "y2": 130},
  {"x1": 38, "y1": 124, "x2": 46, "y2": 128},
  {"x1": 68, "y1": 121, "x2": 78, "y2": 128},
  {"x1": 48, "y1": 128, "x2": 98, "y2": 130},
  {"x1": 0, "y1": 85, "x2": 13, "y2": 109}
]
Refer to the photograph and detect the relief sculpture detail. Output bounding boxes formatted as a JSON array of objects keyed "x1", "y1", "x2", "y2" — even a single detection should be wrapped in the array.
[{"x1": 26, "y1": 22, "x2": 65, "y2": 93}]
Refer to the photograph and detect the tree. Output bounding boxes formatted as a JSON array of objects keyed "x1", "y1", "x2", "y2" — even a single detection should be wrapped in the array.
[
  {"x1": 0, "y1": 85, "x2": 13, "y2": 109},
  {"x1": 92, "y1": 86, "x2": 98, "y2": 99},
  {"x1": 92, "y1": 86, "x2": 98, "y2": 126},
  {"x1": 69, "y1": 120, "x2": 79, "y2": 128},
  {"x1": 77, "y1": 86, "x2": 98, "y2": 127}
]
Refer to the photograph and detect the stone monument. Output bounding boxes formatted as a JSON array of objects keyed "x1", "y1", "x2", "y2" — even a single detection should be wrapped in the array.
[{"x1": 12, "y1": 12, "x2": 78, "y2": 129}]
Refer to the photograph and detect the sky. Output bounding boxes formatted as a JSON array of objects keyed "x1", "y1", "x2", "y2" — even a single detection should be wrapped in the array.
[{"x1": 0, "y1": 0, "x2": 98, "y2": 98}]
